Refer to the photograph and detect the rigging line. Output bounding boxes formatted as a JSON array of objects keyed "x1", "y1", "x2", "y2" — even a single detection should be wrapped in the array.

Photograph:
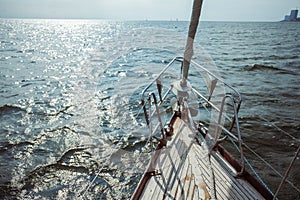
[
  {"x1": 243, "y1": 143, "x2": 300, "y2": 193},
  {"x1": 273, "y1": 146, "x2": 300, "y2": 199},
  {"x1": 108, "y1": 102, "x2": 155, "y2": 197},
  {"x1": 228, "y1": 136, "x2": 275, "y2": 196},
  {"x1": 118, "y1": 103, "x2": 160, "y2": 195},
  {"x1": 258, "y1": 116, "x2": 298, "y2": 141},
  {"x1": 82, "y1": 124, "x2": 151, "y2": 199},
  {"x1": 85, "y1": 95, "x2": 148, "y2": 198},
  {"x1": 82, "y1": 51, "x2": 134, "y2": 177},
  {"x1": 124, "y1": 129, "x2": 155, "y2": 179},
  {"x1": 81, "y1": 92, "x2": 145, "y2": 198},
  {"x1": 79, "y1": 143, "x2": 121, "y2": 200},
  {"x1": 134, "y1": 103, "x2": 145, "y2": 119}
]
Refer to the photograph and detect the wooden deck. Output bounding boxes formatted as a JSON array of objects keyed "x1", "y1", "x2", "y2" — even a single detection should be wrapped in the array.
[{"x1": 133, "y1": 117, "x2": 265, "y2": 200}]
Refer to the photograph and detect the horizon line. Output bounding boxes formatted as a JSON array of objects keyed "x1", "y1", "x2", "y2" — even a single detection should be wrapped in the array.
[{"x1": 0, "y1": 17, "x2": 282, "y2": 23}]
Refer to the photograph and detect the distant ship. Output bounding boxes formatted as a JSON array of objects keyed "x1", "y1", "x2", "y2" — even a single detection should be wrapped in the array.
[{"x1": 281, "y1": 9, "x2": 300, "y2": 22}]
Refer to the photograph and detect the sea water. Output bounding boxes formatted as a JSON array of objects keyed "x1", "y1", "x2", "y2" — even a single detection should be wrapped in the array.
[{"x1": 0, "y1": 19, "x2": 299, "y2": 199}]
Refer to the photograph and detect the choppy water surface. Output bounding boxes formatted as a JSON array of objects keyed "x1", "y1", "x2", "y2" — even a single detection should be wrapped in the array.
[{"x1": 0, "y1": 19, "x2": 299, "y2": 199}]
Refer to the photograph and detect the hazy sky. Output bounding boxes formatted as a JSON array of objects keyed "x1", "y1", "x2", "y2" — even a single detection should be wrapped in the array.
[{"x1": 0, "y1": 0, "x2": 299, "y2": 21}]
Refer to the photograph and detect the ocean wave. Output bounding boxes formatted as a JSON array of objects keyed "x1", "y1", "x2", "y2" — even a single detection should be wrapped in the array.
[
  {"x1": 243, "y1": 64, "x2": 297, "y2": 75},
  {"x1": 233, "y1": 56, "x2": 264, "y2": 61},
  {"x1": 0, "y1": 141, "x2": 34, "y2": 152},
  {"x1": 268, "y1": 55, "x2": 299, "y2": 60},
  {"x1": 0, "y1": 185, "x2": 19, "y2": 200},
  {"x1": 16, "y1": 49, "x2": 35, "y2": 53},
  {"x1": 0, "y1": 48, "x2": 18, "y2": 52},
  {"x1": 22, "y1": 147, "x2": 100, "y2": 185},
  {"x1": 22, "y1": 163, "x2": 90, "y2": 191},
  {"x1": 233, "y1": 55, "x2": 299, "y2": 62},
  {"x1": 0, "y1": 104, "x2": 24, "y2": 114}
]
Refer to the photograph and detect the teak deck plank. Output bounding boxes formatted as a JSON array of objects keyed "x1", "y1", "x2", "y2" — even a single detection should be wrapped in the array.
[
  {"x1": 192, "y1": 145, "x2": 248, "y2": 200},
  {"x1": 138, "y1": 117, "x2": 264, "y2": 200}
]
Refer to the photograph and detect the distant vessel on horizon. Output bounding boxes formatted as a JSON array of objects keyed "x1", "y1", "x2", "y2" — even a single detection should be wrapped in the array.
[{"x1": 281, "y1": 9, "x2": 300, "y2": 22}]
